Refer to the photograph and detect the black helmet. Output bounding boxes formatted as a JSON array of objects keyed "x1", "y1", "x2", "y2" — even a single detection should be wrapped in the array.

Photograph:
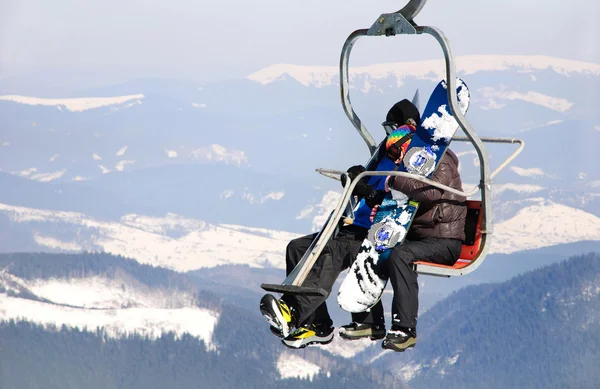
[{"x1": 385, "y1": 99, "x2": 421, "y2": 128}]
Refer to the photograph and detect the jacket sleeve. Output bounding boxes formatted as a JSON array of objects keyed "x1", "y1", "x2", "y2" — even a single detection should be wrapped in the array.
[{"x1": 389, "y1": 158, "x2": 453, "y2": 202}]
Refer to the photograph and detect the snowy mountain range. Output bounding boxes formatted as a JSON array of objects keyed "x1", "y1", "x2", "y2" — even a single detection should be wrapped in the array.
[
  {"x1": 1, "y1": 55, "x2": 600, "y2": 387},
  {"x1": 1, "y1": 55, "x2": 599, "y2": 184},
  {"x1": 1, "y1": 54, "x2": 600, "y2": 269}
]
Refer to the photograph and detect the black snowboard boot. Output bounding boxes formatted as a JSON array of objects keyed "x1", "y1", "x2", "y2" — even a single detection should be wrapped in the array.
[
  {"x1": 339, "y1": 322, "x2": 386, "y2": 341},
  {"x1": 259, "y1": 294, "x2": 295, "y2": 338},
  {"x1": 381, "y1": 326, "x2": 416, "y2": 352}
]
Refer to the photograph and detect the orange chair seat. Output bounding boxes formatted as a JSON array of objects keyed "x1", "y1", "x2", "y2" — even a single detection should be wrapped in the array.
[{"x1": 414, "y1": 200, "x2": 483, "y2": 270}]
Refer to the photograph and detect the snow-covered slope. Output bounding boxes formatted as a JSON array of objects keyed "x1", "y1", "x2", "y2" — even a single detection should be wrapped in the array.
[
  {"x1": 0, "y1": 266, "x2": 355, "y2": 381},
  {"x1": 2, "y1": 195, "x2": 600, "y2": 272},
  {"x1": 492, "y1": 198, "x2": 600, "y2": 253},
  {"x1": 0, "y1": 203, "x2": 299, "y2": 271},
  {"x1": 0, "y1": 270, "x2": 219, "y2": 349},
  {"x1": 248, "y1": 55, "x2": 600, "y2": 89}
]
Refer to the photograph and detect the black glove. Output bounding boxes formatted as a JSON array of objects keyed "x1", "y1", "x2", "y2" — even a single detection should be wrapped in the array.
[
  {"x1": 364, "y1": 189, "x2": 386, "y2": 208},
  {"x1": 354, "y1": 181, "x2": 386, "y2": 208},
  {"x1": 340, "y1": 165, "x2": 366, "y2": 187}
]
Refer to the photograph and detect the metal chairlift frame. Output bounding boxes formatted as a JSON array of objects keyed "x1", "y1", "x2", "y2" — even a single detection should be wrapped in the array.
[{"x1": 261, "y1": 0, "x2": 524, "y2": 297}]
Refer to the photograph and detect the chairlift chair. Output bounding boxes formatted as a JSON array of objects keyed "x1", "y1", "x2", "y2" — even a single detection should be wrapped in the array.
[{"x1": 261, "y1": 0, "x2": 524, "y2": 297}]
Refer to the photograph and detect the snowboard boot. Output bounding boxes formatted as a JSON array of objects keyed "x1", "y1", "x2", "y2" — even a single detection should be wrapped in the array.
[
  {"x1": 381, "y1": 326, "x2": 416, "y2": 352},
  {"x1": 282, "y1": 323, "x2": 335, "y2": 349},
  {"x1": 260, "y1": 294, "x2": 295, "y2": 338},
  {"x1": 269, "y1": 325, "x2": 284, "y2": 338},
  {"x1": 339, "y1": 322, "x2": 386, "y2": 341}
]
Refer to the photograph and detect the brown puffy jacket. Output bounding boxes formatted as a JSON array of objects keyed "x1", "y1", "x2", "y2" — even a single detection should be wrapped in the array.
[{"x1": 389, "y1": 149, "x2": 467, "y2": 241}]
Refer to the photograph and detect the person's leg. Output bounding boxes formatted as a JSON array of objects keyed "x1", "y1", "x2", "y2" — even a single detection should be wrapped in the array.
[
  {"x1": 286, "y1": 225, "x2": 367, "y2": 327},
  {"x1": 284, "y1": 233, "x2": 317, "y2": 274},
  {"x1": 351, "y1": 301, "x2": 384, "y2": 325},
  {"x1": 340, "y1": 301, "x2": 387, "y2": 340},
  {"x1": 384, "y1": 238, "x2": 461, "y2": 351}
]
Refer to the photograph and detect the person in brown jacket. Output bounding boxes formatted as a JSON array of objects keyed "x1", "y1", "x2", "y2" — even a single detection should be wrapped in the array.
[{"x1": 360, "y1": 146, "x2": 467, "y2": 352}]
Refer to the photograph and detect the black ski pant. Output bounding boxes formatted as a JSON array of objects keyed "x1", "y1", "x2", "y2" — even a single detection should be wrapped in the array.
[
  {"x1": 385, "y1": 237, "x2": 462, "y2": 330},
  {"x1": 282, "y1": 225, "x2": 385, "y2": 327}
]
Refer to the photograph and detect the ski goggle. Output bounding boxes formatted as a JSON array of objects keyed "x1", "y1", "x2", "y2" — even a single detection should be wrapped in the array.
[
  {"x1": 381, "y1": 120, "x2": 398, "y2": 135},
  {"x1": 382, "y1": 118, "x2": 417, "y2": 135}
]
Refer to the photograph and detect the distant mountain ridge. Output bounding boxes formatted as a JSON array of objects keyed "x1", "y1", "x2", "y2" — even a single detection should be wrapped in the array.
[
  {"x1": 248, "y1": 55, "x2": 600, "y2": 89},
  {"x1": 2, "y1": 54, "x2": 600, "y2": 276}
]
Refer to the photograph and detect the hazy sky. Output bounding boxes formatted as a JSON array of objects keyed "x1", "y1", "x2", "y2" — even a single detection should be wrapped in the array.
[{"x1": 1, "y1": 0, "x2": 599, "y2": 87}]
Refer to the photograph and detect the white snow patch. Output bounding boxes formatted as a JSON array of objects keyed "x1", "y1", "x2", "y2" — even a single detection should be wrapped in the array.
[
  {"x1": 116, "y1": 146, "x2": 128, "y2": 157},
  {"x1": 311, "y1": 191, "x2": 342, "y2": 232},
  {"x1": 494, "y1": 183, "x2": 545, "y2": 195},
  {"x1": 296, "y1": 205, "x2": 314, "y2": 220},
  {"x1": 98, "y1": 165, "x2": 111, "y2": 174},
  {"x1": 277, "y1": 353, "x2": 322, "y2": 381},
  {"x1": 0, "y1": 294, "x2": 219, "y2": 350},
  {"x1": 491, "y1": 199, "x2": 600, "y2": 254},
  {"x1": 480, "y1": 87, "x2": 573, "y2": 112},
  {"x1": 120, "y1": 213, "x2": 207, "y2": 235},
  {"x1": 263, "y1": 192, "x2": 285, "y2": 201},
  {"x1": 0, "y1": 94, "x2": 145, "y2": 112},
  {"x1": 399, "y1": 363, "x2": 423, "y2": 382},
  {"x1": 581, "y1": 284, "x2": 600, "y2": 300},
  {"x1": 31, "y1": 169, "x2": 66, "y2": 182},
  {"x1": 192, "y1": 103, "x2": 206, "y2": 108},
  {"x1": 165, "y1": 149, "x2": 178, "y2": 158},
  {"x1": 579, "y1": 172, "x2": 587, "y2": 179},
  {"x1": 33, "y1": 234, "x2": 82, "y2": 251},
  {"x1": 248, "y1": 55, "x2": 600, "y2": 88},
  {"x1": 115, "y1": 160, "x2": 135, "y2": 172},
  {"x1": 93, "y1": 153, "x2": 102, "y2": 161},
  {"x1": 190, "y1": 144, "x2": 249, "y2": 167},
  {"x1": 322, "y1": 333, "x2": 374, "y2": 358},
  {"x1": 72, "y1": 176, "x2": 90, "y2": 181},
  {"x1": 480, "y1": 99, "x2": 506, "y2": 110},
  {"x1": 109, "y1": 99, "x2": 142, "y2": 111},
  {"x1": 220, "y1": 190, "x2": 234, "y2": 199},
  {"x1": 27, "y1": 276, "x2": 197, "y2": 310},
  {"x1": 510, "y1": 166, "x2": 546, "y2": 177},
  {"x1": 49, "y1": 154, "x2": 60, "y2": 162},
  {"x1": 14, "y1": 167, "x2": 37, "y2": 177},
  {"x1": 240, "y1": 191, "x2": 285, "y2": 205},
  {"x1": 447, "y1": 354, "x2": 460, "y2": 365},
  {"x1": 545, "y1": 120, "x2": 563, "y2": 126}
]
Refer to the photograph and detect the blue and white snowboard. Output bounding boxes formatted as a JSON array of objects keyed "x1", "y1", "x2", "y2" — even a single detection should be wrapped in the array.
[{"x1": 337, "y1": 79, "x2": 470, "y2": 313}]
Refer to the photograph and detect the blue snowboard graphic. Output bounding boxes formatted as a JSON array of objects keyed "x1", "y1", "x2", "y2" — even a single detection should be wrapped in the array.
[{"x1": 338, "y1": 79, "x2": 470, "y2": 313}]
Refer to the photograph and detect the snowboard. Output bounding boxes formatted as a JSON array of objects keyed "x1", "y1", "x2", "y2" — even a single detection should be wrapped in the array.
[{"x1": 337, "y1": 79, "x2": 470, "y2": 313}]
